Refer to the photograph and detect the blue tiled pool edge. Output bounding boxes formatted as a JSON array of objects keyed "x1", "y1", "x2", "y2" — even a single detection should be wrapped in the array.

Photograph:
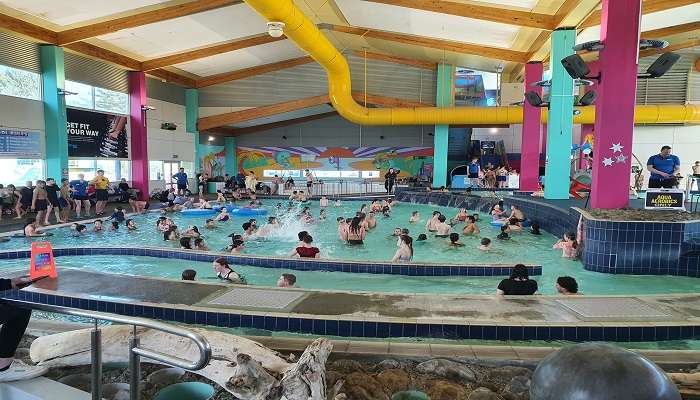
[
  {"x1": 4, "y1": 288, "x2": 698, "y2": 343},
  {"x1": 0, "y1": 247, "x2": 542, "y2": 277}
]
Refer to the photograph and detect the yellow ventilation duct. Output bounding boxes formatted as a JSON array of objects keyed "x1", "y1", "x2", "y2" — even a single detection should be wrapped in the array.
[{"x1": 245, "y1": 0, "x2": 700, "y2": 125}]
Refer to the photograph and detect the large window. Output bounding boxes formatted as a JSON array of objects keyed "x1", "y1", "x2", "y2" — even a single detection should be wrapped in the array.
[
  {"x1": 0, "y1": 64, "x2": 41, "y2": 101},
  {"x1": 0, "y1": 159, "x2": 44, "y2": 186},
  {"x1": 454, "y1": 67, "x2": 499, "y2": 106},
  {"x1": 68, "y1": 159, "x2": 130, "y2": 182},
  {"x1": 65, "y1": 80, "x2": 128, "y2": 115}
]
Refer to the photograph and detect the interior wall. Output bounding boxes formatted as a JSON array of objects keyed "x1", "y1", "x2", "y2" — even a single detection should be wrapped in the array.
[
  {"x1": 235, "y1": 115, "x2": 430, "y2": 147},
  {"x1": 0, "y1": 95, "x2": 44, "y2": 132}
]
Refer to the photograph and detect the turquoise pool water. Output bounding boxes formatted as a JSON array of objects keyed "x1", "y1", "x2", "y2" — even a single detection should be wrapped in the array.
[{"x1": 3, "y1": 254, "x2": 700, "y2": 296}]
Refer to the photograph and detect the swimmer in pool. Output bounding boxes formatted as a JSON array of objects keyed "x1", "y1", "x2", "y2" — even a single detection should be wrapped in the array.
[
  {"x1": 490, "y1": 204, "x2": 506, "y2": 221},
  {"x1": 334, "y1": 199, "x2": 342, "y2": 207},
  {"x1": 425, "y1": 211, "x2": 441, "y2": 232},
  {"x1": 216, "y1": 208, "x2": 230, "y2": 222},
  {"x1": 346, "y1": 217, "x2": 366, "y2": 245},
  {"x1": 180, "y1": 236, "x2": 192, "y2": 249},
  {"x1": 508, "y1": 205, "x2": 526, "y2": 225},
  {"x1": 381, "y1": 206, "x2": 391, "y2": 218},
  {"x1": 366, "y1": 211, "x2": 377, "y2": 229},
  {"x1": 194, "y1": 237, "x2": 208, "y2": 251},
  {"x1": 93, "y1": 219, "x2": 104, "y2": 232},
  {"x1": 416, "y1": 233, "x2": 427, "y2": 242},
  {"x1": 126, "y1": 219, "x2": 137, "y2": 231},
  {"x1": 241, "y1": 222, "x2": 256, "y2": 240},
  {"x1": 296, "y1": 231, "x2": 309, "y2": 247},
  {"x1": 337, "y1": 217, "x2": 348, "y2": 242},
  {"x1": 434, "y1": 215, "x2": 452, "y2": 238},
  {"x1": 277, "y1": 273, "x2": 297, "y2": 288},
  {"x1": 213, "y1": 257, "x2": 245, "y2": 283},
  {"x1": 462, "y1": 215, "x2": 480, "y2": 235},
  {"x1": 370, "y1": 200, "x2": 382, "y2": 212},
  {"x1": 23, "y1": 218, "x2": 44, "y2": 237},
  {"x1": 497, "y1": 225, "x2": 510, "y2": 240},
  {"x1": 391, "y1": 227, "x2": 402, "y2": 238},
  {"x1": 391, "y1": 234, "x2": 413, "y2": 262},
  {"x1": 319, "y1": 209, "x2": 327, "y2": 221},
  {"x1": 215, "y1": 190, "x2": 226, "y2": 203},
  {"x1": 452, "y1": 208, "x2": 468, "y2": 225},
  {"x1": 230, "y1": 239, "x2": 244, "y2": 254},
  {"x1": 479, "y1": 237, "x2": 492, "y2": 251},
  {"x1": 320, "y1": 196, "x2": 329, "y2": 208},
  {"x1": 507, "y1": 217, "x2": 523, "y2": 232},
  {"x1": 448, "y1": 233, "x2": 465, "y2": 247},
  {"x1": 164, "y1": 226, "x2": 179, "y2": 241},
  {"x1": 183, "y1": 225, "x2": 200, "y2": 237},
  {"x1": 530, "y1": 222, "x2": 541, "y2": 235},
  {"x1": 409, "y1": 211, "x2": 419, "y2": 224},
  {"x1": 553, "y1": 232, "x2": 579, "y2": 259},
  {"x1": 205, "y1": 219, "x2": 216, "y2": 229}
]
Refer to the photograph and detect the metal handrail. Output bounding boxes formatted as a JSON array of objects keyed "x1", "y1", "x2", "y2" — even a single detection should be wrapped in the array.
[{"x1": 6, "y1": 298, "x2": 212, "y2": 400}]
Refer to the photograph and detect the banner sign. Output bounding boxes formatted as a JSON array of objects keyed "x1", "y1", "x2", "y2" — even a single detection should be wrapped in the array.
[
  {"x1": 67, "y1": 108, "x2": 128, "y2": 158},
  {"x1": 645, "y1": 189, "x2": 685, "y2": 210},
  {"x1": 0, "y1": 129, "x2": 41, "y2": 157}
]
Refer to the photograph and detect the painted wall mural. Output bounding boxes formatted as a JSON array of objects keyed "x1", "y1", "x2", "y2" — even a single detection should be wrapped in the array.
[
  {"x1": 237, "y1": 146, "x2": 434, "y2": 179},
  {"x1": 199, "y1": 144, "x2": 225, "y2": 177}
]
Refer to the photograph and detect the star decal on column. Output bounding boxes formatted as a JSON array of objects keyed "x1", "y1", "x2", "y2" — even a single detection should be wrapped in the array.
[
  {"x1": 602, "y1": 157, "x2": 615, "y2": 167},
  {"x1": 616, "y1": 154, "x2": 627, "y2": 163},
  {"x1": 610, "y1": 143, "x2": 624, "y2": 153}
]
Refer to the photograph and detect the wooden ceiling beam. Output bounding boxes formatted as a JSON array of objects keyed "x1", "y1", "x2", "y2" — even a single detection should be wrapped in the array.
[
  {"x1": 148, "y1": 68, "x2": 198, "y2": 87},
  {"x1": 141, "y1": 34, "x2": 285, "y2": 71},
  {"x1": 321, "y1": 24, "x2": 529, "y2": 63},
  {"x1": 641, "y1": 21, "x2": 700, "y2": 39},
  {"x1": 198, "y1": 94, "x2": 330, "y2": 130},
  {"x1": 350, "y1": 50, "x2": 437, "y2": 70},
  {"x1": 639, "y1": 38, "x2": 700, "y2": 58},
  {"x1": 580, "y1": 0, "x2": 700, "y2": 29},
  {"x1": 0, "y1": 13, "x2": 57, "y2": 43},
  {"x1": 208, "y1": 111, "x2": 340, "y2": 136},
  {"x1": 363, "y1": 0, "x2": 556, "y2": 30},
  {"x1": 196, "y1": 56, "x2": 314, "y2": 87},
  {"x1": 351, "y1": 92, "x2": 434, "y2": 107},
  {"x1": 56, "y1": 0, "x2": 241, "y2": 45}
]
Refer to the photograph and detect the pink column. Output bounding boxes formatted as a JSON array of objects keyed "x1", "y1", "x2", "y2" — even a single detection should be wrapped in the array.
[
  {"x1": 129, "y1": 71, "x2": 149, "y2": 200},
  {"x1": 579, "y1": 61, "x2": 598, "y2": 169},
  {"x1": 590, "y1": 0, "x2": 641, "y2": 208},
  {"x1": 520, "y1": 62, "x2": 543, "y2": 191}
]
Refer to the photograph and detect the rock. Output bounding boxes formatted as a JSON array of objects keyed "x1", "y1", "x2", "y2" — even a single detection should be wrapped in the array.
[
  {"x1": 484, "y1": 366, "x2": 532, "y2": 386},
  {"x1": 376, "y1": 369, "x2": 411, "y2": 394},
  {"x1": 468, "y1": 387, "x2": 504, "y2": 400},
  {"x1": 416, "y1": 359, "x2": 477, "y2": 383},
  {"x1": 373, "y1": 359, "x2": 402, "y2": 371},
  {"x1": 424, "y1": 379, "x2": 471, "y2": 400},
  {"x1": 391, "y1": 391, "x2": 430, "y2": 400},
  {"x1": 343, "y1": 372, "x2": 390, "y2": 400},
  {"x1": 501, "y1": 375, "x2": 530, "y2": 400}
]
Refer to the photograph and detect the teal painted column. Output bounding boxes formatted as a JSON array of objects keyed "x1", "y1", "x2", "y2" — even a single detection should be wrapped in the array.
[
  {"x1": 224, "y1": 137, "x2": 237, "y2": 176},
  {"x1": 40, "y1": 45, "x2": 68, "y2": 180},
  {"x1": 544, "y1": 28, "x2": 576, "y2": 199},
  {"x1": 433, "y1": 63, "x2": 452, "y2": 188},
  {"x1": 185, "y1": 89, "x2": 201, "y2": 192}
]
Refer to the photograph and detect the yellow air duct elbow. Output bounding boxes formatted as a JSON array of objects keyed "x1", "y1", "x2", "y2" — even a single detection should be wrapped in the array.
[{"x1": 244, "y1": 0, "x2": 700, "y2": 126}]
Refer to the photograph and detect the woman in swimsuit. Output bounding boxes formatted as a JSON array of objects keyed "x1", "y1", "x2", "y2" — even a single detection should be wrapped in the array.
[
  {"x1": 452, "y1": 208, "x2": 468, "y2": 225},
  {"x1": 213, "y1": 257, "x2": 245, "y2": 283},
  {"x1": 31, "y1": 180, "x2": 49, "y2": 226},
  {"x1": 293, "y1": 234, "x2": 320, "y2": 258},
  {"x1": 346, "y1": 217, "x2": 366, "y2": 245},
  {"x1": 392, "y1": 235, "x2": 413, "y2": 262}
]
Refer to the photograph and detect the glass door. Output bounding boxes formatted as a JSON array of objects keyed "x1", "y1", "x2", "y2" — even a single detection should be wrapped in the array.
[{"x1": 163, "y1": 161, "x2": 180, "y2": 190}]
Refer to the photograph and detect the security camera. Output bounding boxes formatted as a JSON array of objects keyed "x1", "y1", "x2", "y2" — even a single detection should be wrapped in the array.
[
  {"x1": 638, "y1": 53, "x2": 680, "y2": 79},
  {"x1": 267, "y1": 22, "x2": 285, "y2": 38}
]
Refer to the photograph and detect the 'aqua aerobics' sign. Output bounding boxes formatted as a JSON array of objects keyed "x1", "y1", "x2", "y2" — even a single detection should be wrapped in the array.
[{"x1": 645, "y1": 189, "x2": 685, "y2": 210}]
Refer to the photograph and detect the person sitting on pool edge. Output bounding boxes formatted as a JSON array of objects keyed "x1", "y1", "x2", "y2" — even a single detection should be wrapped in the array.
[
  {"x1": 181, "y1": 269, "x2": 196, "y2": 281},
  {"x1": 392, "y1": 235, "x2": 413, "y2": 262},
  {"x1": 293, "y1": 234, "x2": 320, "y2": 258},
  {"x1": 277, "y1": 273, "x2": 297, "y2": 288},
  {"x1": 434, "y1": 215, "x2": 452, "y2": 238},
  {"x1": 448, "y1": 233, "x2": 464, "y2": 247},
  {"x1": 556, "y1": 276, "x2": 579, "y2": 295},
  {"x1": 478, "y1": 237, "x2": 491, "y2": 251},
  {"x1": 496, "y1": 264, "x2": 538, "y2": 296},
  {"x1": 213, "y1": 257, "x2": 245, "y2": 283}
]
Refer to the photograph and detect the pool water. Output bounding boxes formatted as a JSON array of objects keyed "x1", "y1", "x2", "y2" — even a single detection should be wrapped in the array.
[
  {"x1": 2, "y1": 200, "x2": 700, "y2": 296},
  {"x1": 3, "y1": 254, "x2": 700, "y2": 296}
]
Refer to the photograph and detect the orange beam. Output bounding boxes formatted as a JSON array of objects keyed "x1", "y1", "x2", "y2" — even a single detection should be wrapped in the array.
[
  {"x1": 321, "y1": 24, "x2": 529, "y2": 63},
  {"x1": 57, "y1": 0, "x2": 241, "y2": 45},
  {"x1": 196, "y1": 56, "x2": 314, "y2": 87},
  {"x1": 141, "y1": 34, "x2": 285, "y2": 71},
  {"x1": 350, "y1": 50, "x2": 436, "y2": 70},
  {"x1": 363, "y1": 0, "x2": 556, "y2": 30}
]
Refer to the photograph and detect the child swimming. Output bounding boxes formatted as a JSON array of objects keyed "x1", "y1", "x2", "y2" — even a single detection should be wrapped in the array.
[
  {"x1": 449, "y1": 233, "x2": 464, "y2": 247},
  {"x1": 479, "y1": 237, "x2": 492, "y2": 251},
  {"x1": 497, "y1": 225, "x2": 510, "y2": 240},
  {"x1": 409, "y1": 211, "x2": 419, "y2": 224},
  {"x1": 553, "y1": 232, "x2": 578, "y2": 259}
]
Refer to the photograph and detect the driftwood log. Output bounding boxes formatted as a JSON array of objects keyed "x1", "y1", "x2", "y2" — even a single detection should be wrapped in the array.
[{"x1": 28, "y1": 326, "x2": 332, "y2": 399}]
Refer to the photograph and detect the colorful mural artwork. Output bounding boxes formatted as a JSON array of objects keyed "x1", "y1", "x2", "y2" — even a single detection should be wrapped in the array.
[
  {"x1": 199, "y1": 144, "x2": 225, "y2": 177},
  {"x1": 236, "y1": 146, "x2": 434, "y2": 179}
]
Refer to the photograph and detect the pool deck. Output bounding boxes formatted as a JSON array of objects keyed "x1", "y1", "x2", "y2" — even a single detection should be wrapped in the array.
[{"x1": 4, "y1": 268, "x2": 700, "y2": 342}]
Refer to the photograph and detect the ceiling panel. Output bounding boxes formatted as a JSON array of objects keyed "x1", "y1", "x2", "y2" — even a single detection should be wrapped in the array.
[
  {"x1": 174, "y1": 40, "x2": 305, "y2": 76},
  {"x1": 97, "y1": 4, "x2": 267, "y2": 59},
  {"x1": 232, "y1": 105, "x2": 335, "y2": 128},
  {"x1": 335, "y1": 0, "x2": 520, "y2": 49},
  {"x1": 0, "y1": 0, "x2": 168, "y2": 26},
  {"x1": 576, "y1": 4, "x2": 700, "y2": 44}
]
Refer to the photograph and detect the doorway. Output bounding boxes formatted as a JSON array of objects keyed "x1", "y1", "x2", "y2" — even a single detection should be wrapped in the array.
[{"x1": 163, "y1": 161, "x2": 180, "y2": 190}]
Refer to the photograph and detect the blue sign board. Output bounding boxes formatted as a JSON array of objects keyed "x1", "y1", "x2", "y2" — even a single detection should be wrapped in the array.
[{"x1": 0, "y1": 129, "x2": 41, "y2": 157}]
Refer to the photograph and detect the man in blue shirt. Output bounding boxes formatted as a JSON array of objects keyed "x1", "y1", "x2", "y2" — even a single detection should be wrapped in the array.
[
  {"x1": 172, "y1": 168, "x2": 188, "y2": 195},
  {"x1": 69, "y1": 173, "x2": 91, "y2": 218},
  {"x1": 468, "y1": 157, "x2": 481, "y2": 187},
  {"x1": 647, "y1": 145, "x2": 680, "y2": 189}
]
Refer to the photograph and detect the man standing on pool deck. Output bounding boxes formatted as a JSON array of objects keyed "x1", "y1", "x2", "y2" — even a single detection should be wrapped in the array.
[
  {"x1": 468, "y1": 157, "x2": 481, "y2": 187},
  {"x1": 647, "y1": 146, "x2": 680, "y2": 189},
  {"x1": 90, "y1": 170, "x2": 109, "y2": 216},
  {"x1": 70, "y1": 174, "x2": 91, "y2": 218},
  {"x1": 305, "y1": 169, "x2": 314, "y2": 195},
  {"x1": 173, "y1": 167, "x2": 188, "y2": 195},
  {"x1": 384, "y1": 168, "x2": 399, "y2": 194}
]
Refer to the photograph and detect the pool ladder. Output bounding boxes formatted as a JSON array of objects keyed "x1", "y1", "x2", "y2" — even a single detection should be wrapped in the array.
[{"x1": 5, "y1": 299, "x2": 212, "y2": 400}]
